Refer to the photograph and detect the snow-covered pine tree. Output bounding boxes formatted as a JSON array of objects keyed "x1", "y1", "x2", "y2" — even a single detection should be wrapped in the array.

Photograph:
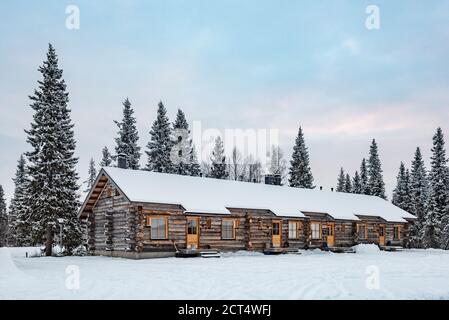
[
  {"x1": 352, "y1": 171, "x2": 363, "y2": 194},
  {"x1": 146, "y1": 101, "x2": 173, "y2": 173},
  {"x1": 269, "y1": 146, "x2": 287, "y2": 183},
  {"x1": 344, "y1": 173, "x2": 352, "y2": 193},
  {"x1": 360, "y1": 158, "x2": 370, "y2": 195},
  {"x1": 423, "y1": 128, "x2": 449, "y2": 248},
  {"x1": 189, "y1": 145, "x2": 202, "y2": 177},
  {"x1": 367, "y1": 139, "x2": 387, "y2": 199},
  {"x1": 336, "y1": 168, "x2": 345, "y2": 192},
  {"x1": 100, "y1": 146, "x2": 113, "y2": 167},
  {"x1": 25, "y1": 44, "x2": 83, "y2": 255},
  {"x1": 288, "y1": 127, "x2": 314, "y2": 188},
  {"x1": 171, "y1": 109, "x2": 193, "y2": 175},
  {"x1": 209, "y1": 136, "x2": 228, "y2": 179},
  {"x1": 83, "y1": 158, "x2": 97, "y2": 192},
  {"x1": 7, "y1": 154, "x2": 30, "y2": 247},
  {"x1": 114, "y1": 98, "x2": 141, "y2": 169},
  {"x1": 409, "y1": 147, "x2": 428, "y2": 247},
  {"x1": 0, "y1": 185, "x2": 7, "y2": 247},
  {"x1": 392, "y1": 162, "x2": 412, "y2": 212}
]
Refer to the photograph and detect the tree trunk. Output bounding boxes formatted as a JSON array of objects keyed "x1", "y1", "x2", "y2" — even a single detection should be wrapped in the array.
[{"x1": 45, "y1": 225, "x2": 53, "y2": 256}]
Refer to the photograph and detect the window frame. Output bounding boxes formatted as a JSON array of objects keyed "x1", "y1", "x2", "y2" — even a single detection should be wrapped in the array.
[
  {"x1": 393, "y1": 225, "x2": 401, "y2": 240},
  {"x1": 310, "y1": 222, "x2": 321, "y2": 240},
  {"x1": 147, "y1": 216, "x2": 168, "y2": 240},
  {"x1": 288, "y1": 221, "x2": 298, "y2": 239},
  {"x1": 357, "y1": 224, "x2": 367, "y2": 240},
  {"x1": 221, "y1": 219, "x2": 236, "y2": 240}
]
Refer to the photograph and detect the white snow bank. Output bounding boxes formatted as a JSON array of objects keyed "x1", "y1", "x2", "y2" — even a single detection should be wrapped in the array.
[
  {"x1": 353, "y1": 244, "x2": 380, "y2": 254},
  {"x1": 0, "y1": 248, "x2": 20, "y2": 275},
  {"x1": 3, "y1": 247, "x2": 449, "y2": 299}
]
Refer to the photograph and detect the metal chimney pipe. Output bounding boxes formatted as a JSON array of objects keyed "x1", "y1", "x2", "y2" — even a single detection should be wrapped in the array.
[{"x1": 117, "y1": 154, "x2": 127, "y2": 169}]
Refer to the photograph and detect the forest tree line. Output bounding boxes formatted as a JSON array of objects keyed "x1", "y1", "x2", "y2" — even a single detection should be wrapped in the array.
[{"x1": 0, "y1": 44, "x2": 448, "y2": 252}]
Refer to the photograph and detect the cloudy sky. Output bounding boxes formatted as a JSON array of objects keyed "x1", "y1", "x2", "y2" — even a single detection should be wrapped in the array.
[{"x1": 1, "y1": 0, "x2": 449, "y2": 202}]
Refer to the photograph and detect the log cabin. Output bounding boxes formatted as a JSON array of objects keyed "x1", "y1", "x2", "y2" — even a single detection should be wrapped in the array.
[{"x1": 78, "y1": 165, "x2": 416, "y2": 259}]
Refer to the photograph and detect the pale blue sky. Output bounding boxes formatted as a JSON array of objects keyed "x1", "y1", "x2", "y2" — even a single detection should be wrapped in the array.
[{"x1": 1, "y1": 0, "x2": 449, "y2": 201}]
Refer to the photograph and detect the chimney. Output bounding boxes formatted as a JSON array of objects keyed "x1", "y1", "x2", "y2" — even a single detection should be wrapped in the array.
[
  {"x1": 264, "y1": 174, "x2": 281, "y2": 186},
  {"x1": 117, "y1": 154, "x2": 127, "y2": 169}
]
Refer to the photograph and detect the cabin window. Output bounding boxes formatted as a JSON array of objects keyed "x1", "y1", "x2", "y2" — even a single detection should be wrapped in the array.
[
  {"x1": 289, "y1": 221, "x2": 298, "y2": 239},
  {"x1": 311, "y1": 223, "x2": 321, "y2": 240},
  {"x1": 394, "y1": 226, "x2": 401, "y2": 240},
  {"x1": 187, "y1": 219, "x2": 198, "y2": 235},
  {"x1": 358, "y1": 224, "x2": 367, "y2": 239},
  {"x1": 150, "y1": 217, "x2": 168, "y2": 240},
  {"x1": 222, "y1": 219, "x2": 235, "y2": 240}
]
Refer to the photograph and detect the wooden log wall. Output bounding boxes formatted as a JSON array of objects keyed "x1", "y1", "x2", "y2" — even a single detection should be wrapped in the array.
[{"x1": 90, "y1": 180, "x2": 135, "y2": 252}]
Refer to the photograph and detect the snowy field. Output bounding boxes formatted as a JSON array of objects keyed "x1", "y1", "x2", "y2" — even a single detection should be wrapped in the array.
[{"x1": 1, "y1": 245, "x2": 449, "y2": 300}]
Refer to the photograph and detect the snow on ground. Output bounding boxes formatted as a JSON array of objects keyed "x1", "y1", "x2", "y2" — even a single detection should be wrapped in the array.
[{"x1": 1, "y1": 246, "x2": 449, "y2": 300}]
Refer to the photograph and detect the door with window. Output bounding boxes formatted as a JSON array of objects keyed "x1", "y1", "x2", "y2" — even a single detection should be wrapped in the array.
[
  {"x1": 186, "y1": 217, "x2": 199, "y2": 249},
  {"x1": 326, "y1": 223, "x2": 335, "y2": 247},
  {"x1": 272, "y1": 220, "x2": 281, "y2": 247},
  {"x1": 378, "y1": 224, "x2": 386, "y2": 246}
]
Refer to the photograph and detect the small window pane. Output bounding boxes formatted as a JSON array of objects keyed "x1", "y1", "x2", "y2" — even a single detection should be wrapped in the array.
[
  {"x1": 187, "y1": 219, "x2": 198, "y2": 235},
  {"x1": 393, "y1": 226, "x2": 400, "y2": 240},
  {"x1": 358, "y1": 225, "x2": 367, "y2": 239},
  {"x1": 289, "y1": 222, "x2": 297, "y2": 239},
  {"x1": 222, "y1": 220, "x2": 234, "y2": 239},
  {"x1": 151, "y1": 218, "x2": 167, "y2": 240},
  {"x1": 311, "y1": 223, "x2": 321, "y2": 239},
  {"x1": 272, "y1": 222, "x2": 280, "y2": 236}
]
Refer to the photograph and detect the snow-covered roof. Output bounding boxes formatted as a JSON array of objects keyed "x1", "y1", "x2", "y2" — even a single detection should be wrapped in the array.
[{"x1": 84, "y1": 167, "x2": 415, "y2": 223}]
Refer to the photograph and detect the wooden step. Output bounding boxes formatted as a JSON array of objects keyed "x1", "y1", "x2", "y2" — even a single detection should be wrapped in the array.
[{"x1": 200, "y1": 250, "x2": 221, "y2": 258}]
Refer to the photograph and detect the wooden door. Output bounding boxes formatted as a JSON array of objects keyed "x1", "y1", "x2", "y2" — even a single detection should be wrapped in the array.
[
  {"x1": 187, "y1": 217, "x2": 199, "y2": 249},
  {"x1": 272, "y1": 220, "x2": 281, "y2": 248},
  {"x1": 326, "y1": 223, "x2": 335, "y2": 247},
  {"x1": 378, "y1": 224, "x2": 386, "y2": 246}
]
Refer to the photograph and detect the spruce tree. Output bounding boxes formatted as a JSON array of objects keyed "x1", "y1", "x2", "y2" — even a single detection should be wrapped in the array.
[
  {"x1": 100, "y1": 146, "x2": 112, "y2": 167},
  {"x1": 146, "y1": 101, "x2": 173, "y2": 173},
  {"x1": 7, "y1": 154, "x2": 30, "y2": 246},
  {"x1": 344, "y1": 173, "x2": 352, "y2": 193},
  {"x1": 209, "y1": 136, "x2": 228, "y2": 179},
  {"x1": 0, "y1": 185, "x2": 7, "y2": 247},
  {"x1": 288, "y1": 127, "x2": 314, "y2": 188},
  {"x1": 409, "y1": 147, "x2": 428, "y2": 247},
  {"x1": 392, "y1": 162, "x2": 411, "y2": 211},
  {"x1": 25, "y1": 44, "x2": 83, "y2": 255},
  {"x1": 424, "y1": 128, "x2": 449, "y2": 248},
  {"x1": 189, "y1": 145, "x2": 202, "y2": 177},
  {"x1": 367, "y1": 139, "x2": 386, "y2": 199},
  {"x1": 84, "y1": 158, "x2": 97, "y2": 192},
  {"x1": 352, "y1": 171, "x2": 363, "y2": 194},
  {"x1": 114, "y1": 98, "x2": 141, "y2": 169},
  {"x1": 172, "y1": 109, "x2": 193, "y2": 175},
  {"x1": 360, "y1": 158, "x2": 370, "y2": 195},
  {"x1": 336, "y1": 168, "x2": 346, "y2": 192}
]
